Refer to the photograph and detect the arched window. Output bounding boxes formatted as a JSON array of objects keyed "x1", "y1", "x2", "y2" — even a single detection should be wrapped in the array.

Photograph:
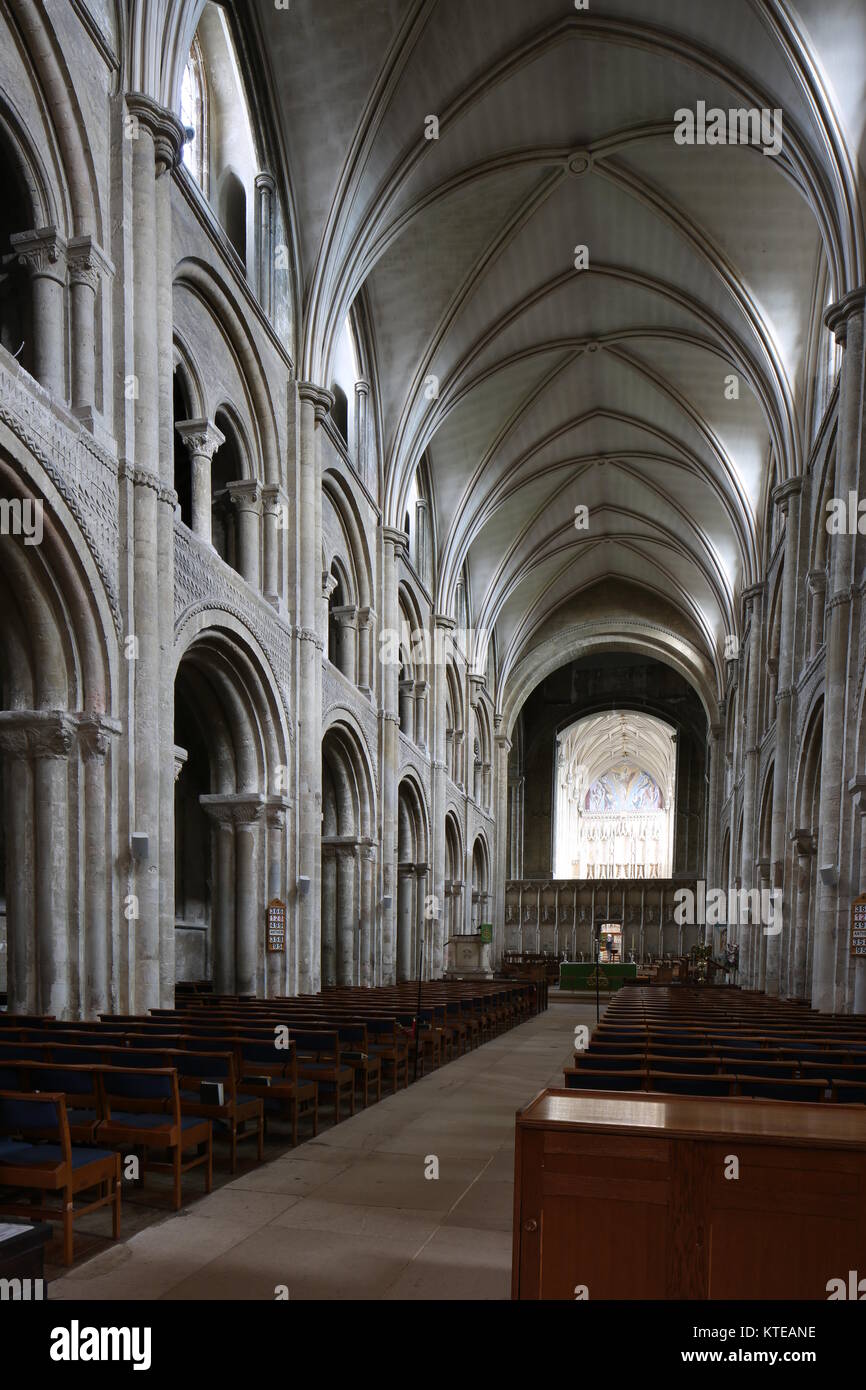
[
  {"x1": 211, "y1": 410, "x2": 244, "y2": 572},
  {"x1": 173, "y1": 368, "x2": 194, "y2": 529},
  {"x1": 330, "y1": 383, "x2": 349, "y2": 444},
  {"x1": 328, "y1": 564, "x2": 345, "y2": 666},
  {"x1": 180, "y1": 38, "x2": 208, "y2": 192},
  {"x1": 221, "y1": 170, "x2": 246, "y2": 263},
  {"x1": 0, "y1": 140, "x2": 34, "y2": 375}
]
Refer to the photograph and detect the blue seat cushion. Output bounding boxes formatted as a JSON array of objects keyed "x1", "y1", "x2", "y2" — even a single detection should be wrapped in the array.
[
  {"x1": 105, "y1": 1112, "x2": 171, "y2": 1129},
  {"x1": 4, "y1": 1143, "x2": 115, "y2": 1169},
  {"x1": 0, "y1": 1138, "x2": 31, "y2": 1160}
]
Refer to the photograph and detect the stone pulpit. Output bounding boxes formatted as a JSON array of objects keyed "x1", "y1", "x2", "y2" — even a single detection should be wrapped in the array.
[{"x1": 444, "y1": 932, "x2": 493, "y2": 978}]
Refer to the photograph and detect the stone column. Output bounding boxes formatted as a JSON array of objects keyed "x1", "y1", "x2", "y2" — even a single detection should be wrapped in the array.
[
  {"x1": 397, "y1": 863, "x2": 415, "y2": 983},
  {"x1": 738, "y1": 583, "x2": 764, "y2": 989},
  {"x1": 66, "y1": 236, "x2": 109, "y2": 422},
  {"x1": 453, "y1": 729, "x2": 465, "y2": 787},
  {"x1": 235, "y1": 814, "x2": 261, "y2": 996},
  {"x1": 296, "y1": 383, "x2": 332, "y2": 994},
  {"x1": 493, "y1": 728, "x2": 511, "y2": 963},
  {"x1": 261, "y1": 484, "x2": 286, "y2": 607},
  {"x1": 125, "y1": 95, "x2": 184, "y2": 1013},
  {"x1": 30, "y1": 716, "x2": 74, "y2": 1017},
  {"x1": 175, "y1": 419, "x2": 224, "y2": 544},
  {"x1": 415, "y1": 498, "x2": 429, "y2": 586},
  {"x1": 382, "y1": 527, "x2": 407, "y2": 983},
  {"x1": 11, "y1": 225, "x2": 67, "y2": 397},
  {"x1": 790, "y1": 832, "x2": 816, "y2": 1002},
  {"x1": 807, "y1": 569, "x2": 827, "y2": 659},
  {"x1": 207, "y1": 815, "x2": 235, "y2": 993},
  {"x1": 265, "y1": 800, "x2": 289, "y2": 997},
  {"x1": 414, "y1": 680, "x2": 428, "y2": 750},
  {"x1": 430, "y1": 614, "x2": 455, "y2": 977},
  {"x1": 357, "y1": 608, "x2": 374, "y2": 697},
  {"x1": 399, "y1": 677, "x2": 415, "y2": 736},
  {"x1": 80, "y1": 719, "x2": 115, "y2": 1018},
  {"x1": 813, "y1": 288, "x2": 866, "y2": 1010},
  {"x1": 200, "y1": 794, "x2": 264, "y2": 995},
  {"x1": 0, "y1": 721, "x2": 35, "y2": 1013},
  {"x1": 254, "y1": 172, "x2": 276, "y2": 318},
  {"x1": 228, "y1": 480, "x2": 262, "y2": 589},
  {"x1": 766, "y1": 479, "x2": 802, "y2": 994},
  {"x1": 415, "y1": 863, "x2": 429, "y2": 978},
  {"x1": 704, "y1": 720, "x2": 723, "y2": 890},
  {"x1": 333, "y1": 605, "x2": 359, "y2": 682},
  {"x1": 336, "y1": 843, "x2": 358, "y2": 986},
  {"x1": 321, "y1": 844, "x2": 337, "y2": 988},
  {"x1": 359, "y1": 843, "x2": 376, "y2": 986},
  {"x1": 354, "y1": 379, "x2": 370, "y2": 482},
  {"x1": 850, "y1": 781, "x2": 866, "y2": 1013}
]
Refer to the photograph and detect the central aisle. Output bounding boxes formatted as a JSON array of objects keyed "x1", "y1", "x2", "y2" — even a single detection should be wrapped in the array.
[{"x1": 52, "y1": 997, "x2": 598, "y2": 1301}]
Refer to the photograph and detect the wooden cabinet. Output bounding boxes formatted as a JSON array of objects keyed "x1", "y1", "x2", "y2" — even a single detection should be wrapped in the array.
[{"x1": 512, "y1": 1089, "x2": 866, "y2": 1300}]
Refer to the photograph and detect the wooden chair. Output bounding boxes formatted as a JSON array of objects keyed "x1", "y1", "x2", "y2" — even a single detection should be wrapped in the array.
[
  {"x1": 96, "y1": 1067, "x2": 212, "y2": 1210},
  {"x1": 290, "y1": 1031, "x2": 355, "y2": 1123},
  {"x1": 235, "y1": 1039, "x2": 317, "y2": 1146},
  {"x1": 0, "y1": 1090, "x2": 120, "y2": 1266},
  {"x1": 363, "y1": 1020, "x2": 410, "y2": 1094},
  {"x1": 174, "y1": 1050, "x2": 263, "y2": 1172}
]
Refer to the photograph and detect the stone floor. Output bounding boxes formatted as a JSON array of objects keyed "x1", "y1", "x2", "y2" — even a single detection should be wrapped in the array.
[{"x1": 51, "y1": 995, "x2": 601, "y2": 1301}]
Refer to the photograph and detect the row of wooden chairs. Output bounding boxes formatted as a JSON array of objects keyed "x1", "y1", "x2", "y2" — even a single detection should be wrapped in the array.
[
  {"x1": 0, "y1": 1065, "x2": 213, "y2": 1265},
  {"x1": 572, "y1": 985, "x2": 866, "y2": 1106}
]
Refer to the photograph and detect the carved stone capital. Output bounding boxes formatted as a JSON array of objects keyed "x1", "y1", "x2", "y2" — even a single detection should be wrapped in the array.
[
  {"x1": 261, "y1": 483, "x2": 287, "y2": 517},
  {"x1": 175, "y1": 418, "x2": 225, "y2": 461},
  {"x1": 266, "y1": 793, "x2": 292, "y2": 827},
  {"x1": 807, "y1": 568, "x2": 827, "y2": 596},
  {"x1": 772, "y1": 477, "x2": 802, "y2": 511},
  {"x1": 79, "y1": 715, "x2": 122, "y2": 761},
  {"x1": 790, "y1": 826, "x2": 817, "y2": 857},
  {"x1": 11, "y1": 226, "x2": 67, "y2": 282},
  {"x1": 227, "y1": 479, "x2": 262, "y2": 514},
  {"x1": 67, "y1": 235, "x2": 113, "y2": 292},
  {"x1": 828, "y1": 585, "x2": 854, "y2": 613},
  {"x1": 383, "y1": 526, "x2": 409, "y2": 559},
  {"x1": 332, "y1": 604, "x2": 358, "y2": 628},
  {"x1": 0, "y1": 710, "x2": 76, "y2": 760},
  {"x1": 824, "y1": 286, "x2": 866, "y2": 346},
  {"x1": 125, "y1": 93, "x2": 185, "y2": 173},
  {"x1": 199, "y1": 792, "x2": 266, "y2": 826},
  {"x1": 297, "y1": 381, "x2": 334, "y2": 422}
]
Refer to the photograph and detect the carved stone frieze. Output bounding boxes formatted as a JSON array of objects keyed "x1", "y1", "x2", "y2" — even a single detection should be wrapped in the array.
[{"x1": 0, "y1": 358, "x2": 120, "y2": 631}]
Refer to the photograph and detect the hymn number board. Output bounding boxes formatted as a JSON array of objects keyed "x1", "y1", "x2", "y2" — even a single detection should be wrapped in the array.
[
  {"x1": 267, "y1": 898, "x2": 286, "y2": 953},
  {"x1": 851, "y1": 893, "x2": 866, "y2": 958}
]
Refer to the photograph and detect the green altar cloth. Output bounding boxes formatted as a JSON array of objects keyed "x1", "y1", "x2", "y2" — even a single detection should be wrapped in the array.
[{"x1": 558, "y1": 962, "x2": 637, "y2": 991}]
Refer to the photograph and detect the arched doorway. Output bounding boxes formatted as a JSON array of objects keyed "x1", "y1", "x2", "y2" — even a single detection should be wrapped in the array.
[
  {"x1": 792, "y1": 702, "x2": 822, "y2": 1001},
  {"x1": 444, "y1": 812, "x2": 464, "y2": 938},
  {"x1": 471, "y1": 836, "x2": 490, "y2": 929},
  {"x1": 174, "y1": 625, "x2": 290, "y2": 995},
  {"x1": 0, "y1": 450, "x2": 115, "y2": 1017},
  {"x1": 397, "y1": 777, "x2": 429, "y2": 982},
  {"x1": 321, "y1": 721, "x2": 376, "y2": 987}
]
